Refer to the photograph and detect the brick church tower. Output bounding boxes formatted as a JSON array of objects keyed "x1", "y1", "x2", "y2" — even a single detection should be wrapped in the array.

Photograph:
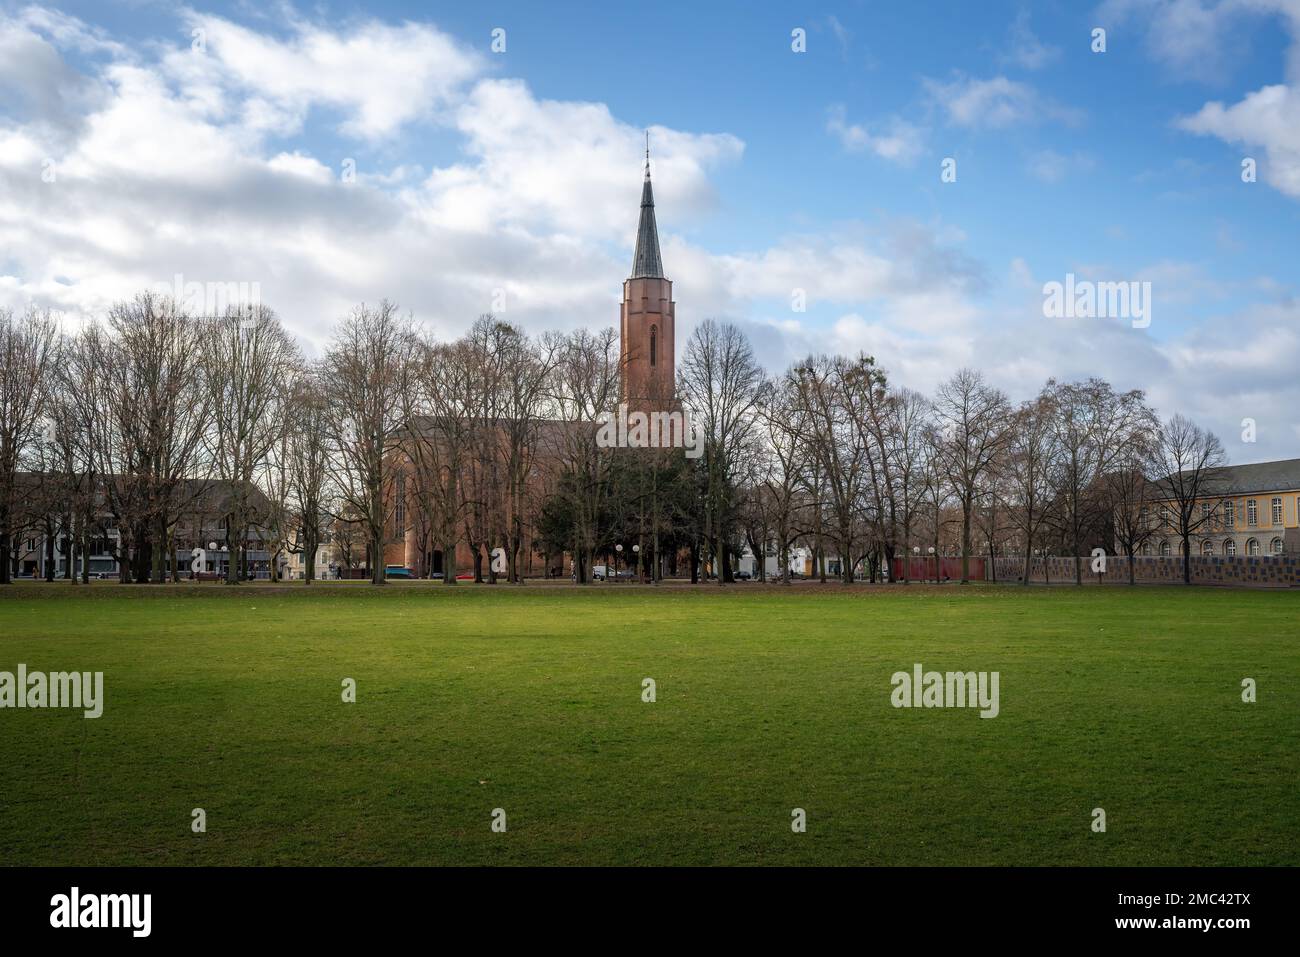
[{"x1": 620, "y1": 141, "x2": 675, "y2": 409}]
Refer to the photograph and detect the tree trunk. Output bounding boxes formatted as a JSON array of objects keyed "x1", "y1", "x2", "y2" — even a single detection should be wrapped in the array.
[{"x1": 960, "y1": 501, "x2": 971, "y2": 583}]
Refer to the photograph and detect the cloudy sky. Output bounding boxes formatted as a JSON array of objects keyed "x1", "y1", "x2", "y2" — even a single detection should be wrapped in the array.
[{"x1": 2, "y1": 0, "x2": 1299, "y2": 461}]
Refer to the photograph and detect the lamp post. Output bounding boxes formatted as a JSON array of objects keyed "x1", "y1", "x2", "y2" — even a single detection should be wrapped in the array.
[
  {"x1": 911, "y1": 545, "x2": 920, "y2": 585},
  {"x1": 632, "y1": 543, "x2": 640, "y2": 583},
  {"x1": 615, "y1": 543, "x2": 623, "y2": 583},
  {"x1": 928, "y1": 545, "x2": 936, "y2": 584}
]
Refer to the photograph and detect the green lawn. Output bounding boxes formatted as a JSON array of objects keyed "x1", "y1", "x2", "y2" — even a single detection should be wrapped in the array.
[{"x1": 0, "y1": 581, "x2": 1296, "y2": 866}]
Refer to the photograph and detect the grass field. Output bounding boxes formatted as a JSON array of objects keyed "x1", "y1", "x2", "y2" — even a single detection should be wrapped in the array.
[{"x1": 0, "y1": 581, "x2": 1296, "y2": 866}]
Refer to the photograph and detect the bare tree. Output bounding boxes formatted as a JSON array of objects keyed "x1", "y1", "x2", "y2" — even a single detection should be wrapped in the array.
[
  {"x1": 321, "y1": 301, "x2": 415, "y2": 585},
  {"x1": 678, "y1": 320, "x2": 766, "y2": 584},
  {"x1": 0, "y1": 306, "x2": 60, "y2": 584},
  {"x1": 931, "y1": 369, "x2": 1009, "y2": 583},
  {"x1": 546, "y1": 326, "x2": 620, "y2": 584},
  {"x1": 886, "y1": 388, "x2": 931, "y2": 584},
  {"x1": 1104, "y1": 425, "x2": 1162, "y2": 584},
  {"x1": 1153, "y1": 414, "x2": 1227, "y2": 584},
  {"x1": 201, "y1": 305, "x2": 300, "y2": 584},
  {"x1": 285, "y1": 368, "x2": 332, "y2": 583},
  {"x1": 793, "y1": 355, "x2": 872, "y2": 584},
  {"x1": 1003, "y1": 391, "x2": 1062, "y2": 585},
  {"x1": 88, "y1": 294, "x2": 210, "y2": 583},
  {"x1": 758, "y1": 373, "x2": 810, "y2": 585},
  {"x1": 1045, "y1": 378, "x2": 1151, "y2": 584}
]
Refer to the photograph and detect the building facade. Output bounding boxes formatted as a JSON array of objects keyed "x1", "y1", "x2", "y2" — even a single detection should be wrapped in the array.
[{"x1": 1143, "y1": 458, "x2": 1300, "y2": 558}]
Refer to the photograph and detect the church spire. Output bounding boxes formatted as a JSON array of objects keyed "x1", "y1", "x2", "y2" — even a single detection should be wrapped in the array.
[{"x1": 630, "y1": 133, "x2": 664, "y2": 279}]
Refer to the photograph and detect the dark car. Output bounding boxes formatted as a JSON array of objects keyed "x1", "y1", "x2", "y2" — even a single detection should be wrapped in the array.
[{"x1": 384, "y1": 566, "x2": 414, "y2": 579}]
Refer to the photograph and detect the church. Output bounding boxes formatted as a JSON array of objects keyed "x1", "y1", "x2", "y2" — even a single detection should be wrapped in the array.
[
  {"x1": 620, "y1": 144, "x2": 676, "y2": 409},
  {"x1": 385, "y1": 150, "x2": 679, "y2": 579}
]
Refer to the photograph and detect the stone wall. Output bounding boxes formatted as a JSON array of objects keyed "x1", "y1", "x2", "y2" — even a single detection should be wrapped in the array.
[{"x1": 989, "y1": 554, "x2": 1300, "y2": 586}]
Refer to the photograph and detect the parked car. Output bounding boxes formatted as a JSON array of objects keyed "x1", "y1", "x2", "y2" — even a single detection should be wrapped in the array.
[
  {"x1": 384, "y1": 566, "x2": 414, "y2": 579},
  {"x1": 591, "y1": 564, "x2": 609, "y2": 581}
]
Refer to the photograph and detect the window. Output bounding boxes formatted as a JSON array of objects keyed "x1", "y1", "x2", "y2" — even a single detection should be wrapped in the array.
[
  {"x1": 1247, "y1": 538, "x2": 1260, "y2": 556},
  {"x1": 1141, "y1": 542, "x2": 1152, "y2": 556},
  {"x1": 1272, "y1": 497, "x2": 1283, "y2": 525},
  {"x1": 1224, "y1": 499, "x2": 1235, "y2": 527},
  {"x1": 1159, "y1": 506, "x2": 1171, "y2": 529},
  {"x1": 1200, "y1": 540, "x2": 1213, "y2": 556},
  {"x1": 1159, "y1": 540, "x2": 1171, "y2": 556},
  {"x1": 1224, "y1": 540, "x2": 1236, "y2": 557},
  {"x1": 1247, "y1": 499, "x2": 1258, "y2": 526},
  {"x1": 1271, "y1": 537, "x2": 1284, "y2": 556},
  {"x1": 1200, "y1": 502, "x2": 1211, "y2": 525},
  {"x1": 649, "y1": 325, "x2": 657, "y2": 367}
]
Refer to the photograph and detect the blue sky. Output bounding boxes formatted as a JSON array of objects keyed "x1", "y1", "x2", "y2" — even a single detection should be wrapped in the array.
[{"x1": 3, "y1": 0, "x2": 1300, "y2": 460}]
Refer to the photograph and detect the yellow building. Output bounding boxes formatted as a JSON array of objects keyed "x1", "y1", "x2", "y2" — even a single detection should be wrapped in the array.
[{"x1": 1145, "y1": 458, "x2": 1300, "y2": 558}]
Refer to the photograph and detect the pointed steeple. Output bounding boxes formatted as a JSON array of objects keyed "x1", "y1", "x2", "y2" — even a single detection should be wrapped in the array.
[{"x1": 630, "y1": 132, "x2": 665, "y2": 279}]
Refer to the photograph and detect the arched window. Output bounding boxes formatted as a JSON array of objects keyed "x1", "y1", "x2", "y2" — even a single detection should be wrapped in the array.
[
  {"x1": 1224, "y1": 540, "x2": 1236, "y2": 557},
  {"x1": 1141, "y1": 542, "x2": 1152, "y2": 556},
  {"x1": 1271, "y1": 537, "x2": 1284, "y2": 556},
  {"x1": 1200, "y1": 540, "x2": 1213, "y2": 556},
  {"x1": 1247, "y1": 538, "x2": 1260, "y2": 556},
  {"x1": 649, "y1": 325, "x2": 657, "y2": 367},
  {"x1": 1159, "y1": 540, "x2": 1171, "y2": 556}
]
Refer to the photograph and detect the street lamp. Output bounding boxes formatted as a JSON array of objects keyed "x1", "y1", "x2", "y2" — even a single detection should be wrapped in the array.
[
  {"x1": 615, "y1": 543, "x2": 623, "y2": 582},
  {"x1": 928, "y1": 545, "x2": 936, "y2": 584},
  {"x1": 911, "y1": 545, "x2": 920, "y2": 585},
  {"x1": 632, "y1": 543, "x2": 640, "y2": 582}
]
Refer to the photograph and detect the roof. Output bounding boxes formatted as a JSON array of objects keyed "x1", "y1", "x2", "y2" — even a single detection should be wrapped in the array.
[
  {"x1": 630, "y1": 163, "x2": 664, "y2": 279},
  {"x1": 1213, "y1": 457, "x2": 1300, "y2": 495}
]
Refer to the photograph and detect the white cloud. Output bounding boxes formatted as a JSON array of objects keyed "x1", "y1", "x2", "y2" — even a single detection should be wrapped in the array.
[
  {"x1": 1178, "y1": 84, "x2": 1300, "y2": 196},
  {"x1": 1112, "y1": 0, "x2": 1300, "y2": 198},
  {"x1": 165, "y1": 10, "x2": 484, "y2": 140},
  {"x1": 924, "y1": 74, "x2": 1081, "y2": 129},
  {"x1": 826, "y1": 105, "x2": 925, "y2": 164},
  {"x1": 2, "y1": 5, "x2": 1296, "y2": 463}
]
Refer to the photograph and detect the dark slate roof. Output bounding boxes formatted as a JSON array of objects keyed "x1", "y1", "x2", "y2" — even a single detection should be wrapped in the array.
[
  {"x1": 630, "y1": 167, "x2": 664, "y2": 279},
  {"x1": 1215, "y1": 458, "x2": 1300, "y2": 494}
]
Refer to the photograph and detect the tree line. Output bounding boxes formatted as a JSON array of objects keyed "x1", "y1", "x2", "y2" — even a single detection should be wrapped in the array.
[{"x1": 0, "y1": 295, "x2": 1227, "y2": 586}]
